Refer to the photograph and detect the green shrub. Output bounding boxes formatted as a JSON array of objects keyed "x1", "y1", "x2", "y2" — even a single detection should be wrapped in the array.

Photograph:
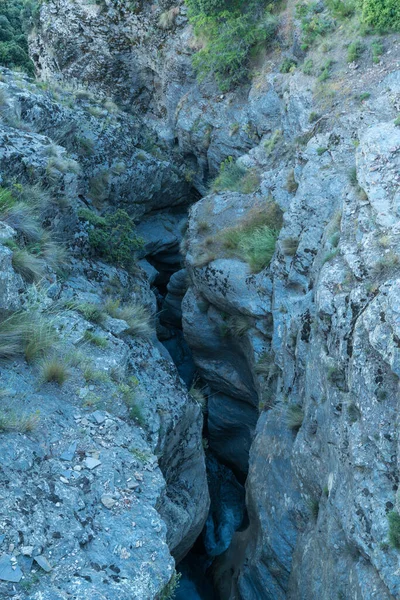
[
  {"x1": 75, "y1": 302, "x2": 106, "y2": 325},
  {"x1": 347, "y1": 40, "x2": 364, "y2": 62},
  {"x1": 159, "y1": 571, "x2": 181, "y2": 600},
  {"x1": 188, "y1": 0, "x2": 278, "y2": 91},
  {"x1": 371, "y1": 40, "x2": 383, "y2": 62},
  {"x1": 302, "y1": 58, "x2": 314, "y2": 75},
  {"x1": 295, "y1": 2, "x2": 334, "y2": 51},
  {"x1": 280, "y1": 58, "x2": 297, "y2": 73},
  {"x1": 79, "y1": 208, "x2": 144, "y2": 269},
  {"x1": 326, "y1": 0, "x2": 355, "y2": 18},
  {"x1": 388, "y1": 511, "x2": 400, "y2": 549},
  {"x1": 358, "y1": 0, "x2": 400, "y2": 31},
  {"x1": 0, "y1": 0, "x2": 36, "y2": 74}
]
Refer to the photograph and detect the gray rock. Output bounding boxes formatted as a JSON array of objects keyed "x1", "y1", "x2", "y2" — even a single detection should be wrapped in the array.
[{"x1": 0, "y1": 554, "x2": 23, "y2": 583}]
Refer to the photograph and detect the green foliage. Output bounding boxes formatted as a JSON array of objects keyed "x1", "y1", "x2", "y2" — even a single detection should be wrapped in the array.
[
  {"x1": 388, "y1": 511, "x2": 400, "y2": 549},
  {"x1": 0, "y1": 0, "x2": 37, "y2": 74},
  {"x1": 83, "y1": 330, "x2": 108, "y2": 348},
  {"x1": 308, "y1": 497, "x2": 320, "y2": 520},
  {"x1": 158, "y1": 571, "x2": 181, "y2": 600},
  {"x1": 221, "y1": 202, "x2": 283, "y2": 272},
  {"x1": 358, "y1": 0, "x2": 400, "y2": 31},
  {"x1": 79, "y1": 208, "x2": 144, "y2": 269},
  {"x1": 371, "y1": 40, "x2": 383, "y2": 62},
  {"x1": 394, "y1": 116, "x2": 400, "y2": 127},
  {"x1": 359, "y1": 91, "x2": 371, "y2": 101},
  {"x1": 212, "y1": 157, "x2": 260, "y2": 193},
  {"x1": 326, "y1": 0, "x2": 355, "y2": 18},
  {"x1": 295, "y1": 2, "x2": 334, "y2": 51},
  {"x1": 11, "y1": 248, "x2": 45, "y2": 282},
  {"x1": 0, "y1": 311, "x2": 56, "y2": 362},
  {"x1": 75, "y1": 302, "x2": 106, "y2": 325},
  {"x1": 347, "y1": 40, "x2": 364, "y2": 62},
  {"x1": 280, "y1": 58, "x2": 297, "y2": 73},
  {"x1": 302, "y1": 58, "x2": 314, "y2": 75},
  {"x1": 187, "y1": 0, "x2": 278, "y2": 91}
]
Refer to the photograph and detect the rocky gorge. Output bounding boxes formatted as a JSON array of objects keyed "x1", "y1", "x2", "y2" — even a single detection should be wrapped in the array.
[{"x1": 0, "y1": 0, "x2": 399, "y2": 598}]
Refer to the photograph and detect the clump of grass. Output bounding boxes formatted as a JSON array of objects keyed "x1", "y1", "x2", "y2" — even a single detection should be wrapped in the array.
[
  {"x1": 47, "y1": 156, "x2": 80, "y2": 176},
  {"x1": 238, "y1": 226, "x2": 279, "y2": 272},
  {"x1": 221, "y1": 314, "x2": 252, "y2": 337},
  {"x1": 82, "y1": 366, "x2": 110, "y2": 383},
  {"x1": 24, "y1": 317, "x2": 58, "y2": 363},
  {"x1": 308, "y1": 497, "x2": 320, "y2": 520},
  {"x1": 0, "y1": 410, "x2": 40, "y2": 433},
  {"x1": 158, "y1": 6, "x2": 179, "y2": 29},
  {"x1": 371, "y1": 40, "x2": 383, "y2": 63},
  {"x1": 287, "y1": 404, "x2": 304, "y2": 431},
  {"x1": 40, "y1": 357, "x2": 69, "y2": 385},
  {"x1": 372, "y1": 252, "x2": 400, "y2": 276},
  {"x1": 308, "y1": 112, "x2": 320, "y2": 124},
  {"x1": 394, "y1": 116, "x2": 400, "y2": 127},
  {"x1": 302, "y1": 58, "x2": 314, "y2": 75},
  {"x1": 159, "y1": 571, "x2": 181, "y2": 600},
  {"x1": 105, "y1": 299, "x2": 152, "y2": 337},
  {"x1": 119, "y1": 382, "x2": 145, "y2": 426},
  {"x1": 197, "y1": 221, "x2": 211, "y2": 234},
  {"x1": 347, "y1": 40, "x2": 364, "y2": 63},
  {"x1": 280, "y1": 58, "x2": 296, "y2": 73},
  {"x1": 78, "y1": 208, "x2": 144, "y2": 269},
  {"x1": 83, "y1": 330, "x2": 108, "y2": 348},
  {"x1": 359, "y1": 92, "x2": 371, "y2": 101},
  {"x1": 264, "y1": 129, "x2": 282, "y2": 157},
  {"x1": 326, "y1": 0, "x2": 355, "y2": 19},
  {"x1": 88, "y1": 171, "x2": 109, "y2": 202},
  {"x1": 254, "y1": 352, "x2": 274, "y2": 378},
  {"x1": 11, "y1": 249, "x2": 45, "y2": 283},
  {"x1": 211, "y1": 157, "x2": 259, "y2": 194},
  {"x1": 220, "y1": 202, "x2": 283, "y2": 272},
  {"x1": 189, "y1": 382, "x2": 207, "y2": 411},
  {"x1": 388, "y1": 511, "x2": 400, "y2": 549},
  {"x1": 322, "y1": 249, "x2": 339, "y2": 265},
  {"x1": 76, "y1": 303, "x2": 106, "y2": 325},
  {"x1": 285, "y1": 169, "x2": 298, "y2": 194},
  {"x1": 0, "y1": 311, "x2": 57, "y2": 362},
  {"x1": 317, "y1": 147, "x2": 327, "y2": 156},
  {"x1": 281, "y1": 237, "x2": 300, "y2": 256}
]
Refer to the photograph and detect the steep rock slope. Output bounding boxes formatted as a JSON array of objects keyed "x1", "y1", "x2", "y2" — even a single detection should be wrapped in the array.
[
  {"x1": 0, "y1": 69, "x2": 208, "y2": 598},
  {"x1": 21, "y1": 1, "x2": 400, "y2": 597}
]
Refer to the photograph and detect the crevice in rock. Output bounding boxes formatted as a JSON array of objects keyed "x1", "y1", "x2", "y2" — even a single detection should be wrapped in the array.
[{"x1": 141, "y1": 207, "x2": 251, "y2": 599}]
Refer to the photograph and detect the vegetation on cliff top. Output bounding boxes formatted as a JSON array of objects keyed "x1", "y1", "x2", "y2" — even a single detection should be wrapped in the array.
[
  {"x1": 186, "y1": 0, "x2": 278, "y2": 91},
  {"x1": 0, "y1": 0, "x2": 38, "y2": 74}
]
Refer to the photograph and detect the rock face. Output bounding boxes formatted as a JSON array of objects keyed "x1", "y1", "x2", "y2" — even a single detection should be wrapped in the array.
[
  {"x1": 7, "y1": 3, "x2": 400, "y2": 599},
  {"x1": 180, "y1": 59, "x2": 400, "y2": 599},
  {"x1": 0, "y1": 69, "x2": 208, "y2": 599}
]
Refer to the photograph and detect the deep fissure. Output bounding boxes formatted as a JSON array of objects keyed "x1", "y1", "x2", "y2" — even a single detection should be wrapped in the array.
[{"x1": 146, "y1": 204, "x2": 250, "y2": 599}]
